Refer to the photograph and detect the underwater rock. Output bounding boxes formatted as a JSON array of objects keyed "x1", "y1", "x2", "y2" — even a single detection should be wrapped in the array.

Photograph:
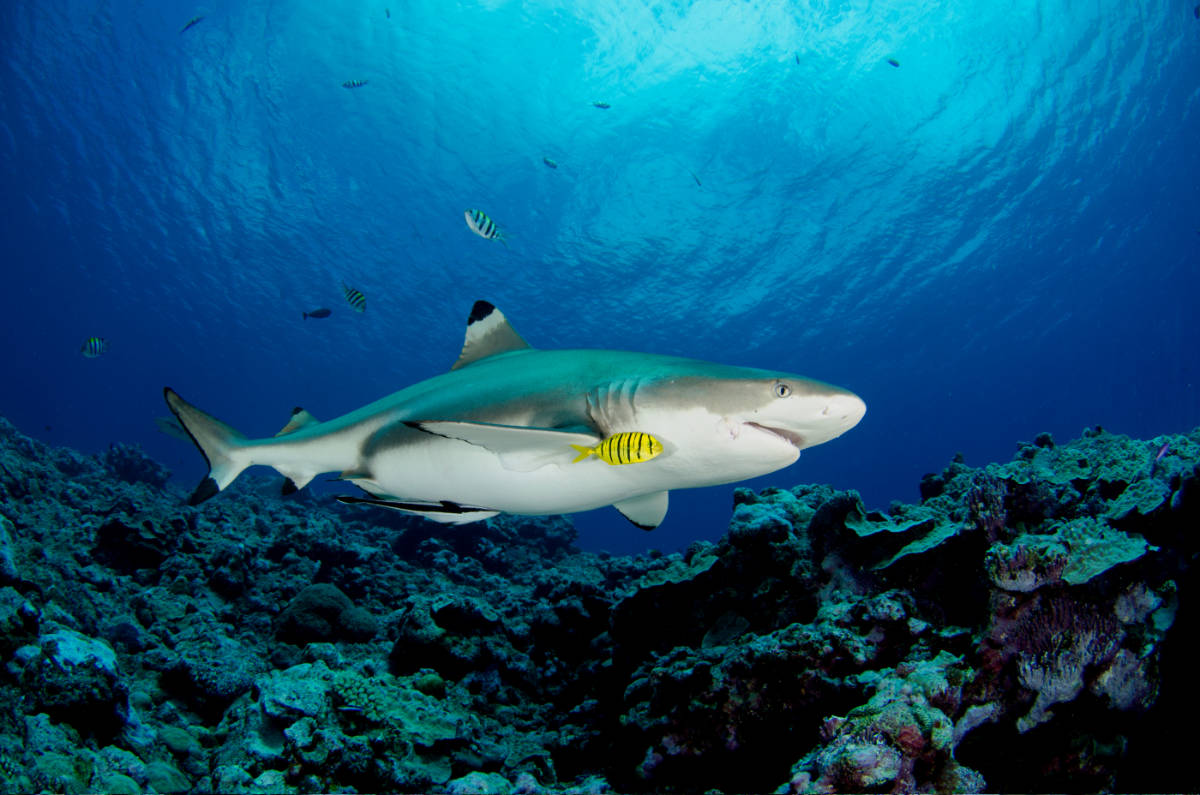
[
  {"x1": 99, "y1": 442, "x2": 172, "y2": 488},
  {"x1": 17, "y1": 628, "x2": 128, "y2": 739},
  {"x1": 0, "y1": 413, "x2": 1195, "y2": 792},
  {"x1": 276, "y1": 583, "x2": 378, "y2": 643}
]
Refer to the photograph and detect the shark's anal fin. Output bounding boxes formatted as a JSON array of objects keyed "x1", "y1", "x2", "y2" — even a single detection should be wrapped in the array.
[
  {"x1": 451, "y1": 301, "x2": 532, "y2": 370},
  {"x1": 613, "y1": 491, "x2": 669, "y2": 531}
]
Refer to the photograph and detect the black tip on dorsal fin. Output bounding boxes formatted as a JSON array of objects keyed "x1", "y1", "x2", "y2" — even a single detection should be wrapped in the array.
[
  {"x1": 468, "y1": 300, "x2": 496, "y2": 324},
  {"x1": 451, "y1": 300, "x2": 532, "y2": 371}
]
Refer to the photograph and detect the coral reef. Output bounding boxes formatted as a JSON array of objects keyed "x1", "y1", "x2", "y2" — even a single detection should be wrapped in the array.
[{"x1": 0, "y1": 412, "x2": 1196, "y2": 793}]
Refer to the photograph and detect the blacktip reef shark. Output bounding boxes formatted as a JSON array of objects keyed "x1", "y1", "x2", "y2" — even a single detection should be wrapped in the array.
[{"x1": 164, "y1": 301, "x2": 866, "y2": 530}]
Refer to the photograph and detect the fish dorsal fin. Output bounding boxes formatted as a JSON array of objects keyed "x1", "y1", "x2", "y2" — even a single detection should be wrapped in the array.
[
  {"x1": 275, "y1": 407, "x2": 320, "y2": 437},
  {"x1": 451, "y1": 300, "x2": 532, "y2": 370}
]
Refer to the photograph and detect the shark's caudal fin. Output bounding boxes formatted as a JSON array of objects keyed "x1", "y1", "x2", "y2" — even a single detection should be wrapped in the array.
[{"x1": 163, "y1": 388, "x2": 251, "y2": 505}]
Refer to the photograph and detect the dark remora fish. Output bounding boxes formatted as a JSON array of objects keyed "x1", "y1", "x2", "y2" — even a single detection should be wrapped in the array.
[
  {"x1": 304, "y1": 308, "x2": 333, "y2": 320},
  {"x1": 180, "y1": 16, "x2": 203, "y2": 34},
  {"x1": 343, "y1": 79, "x2": 368, "y2": 89}
]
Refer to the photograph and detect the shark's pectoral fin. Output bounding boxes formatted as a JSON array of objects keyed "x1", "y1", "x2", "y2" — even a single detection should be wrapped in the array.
[
  {"x1": 613, "y1": 491, "x2": 669, "y2": 531},
  {"x1": 407, "y1": 420, "x2": 601, "y2": 472},
  {"x1": 336, "y1": 495, "x2": 499, "y2": 524}
]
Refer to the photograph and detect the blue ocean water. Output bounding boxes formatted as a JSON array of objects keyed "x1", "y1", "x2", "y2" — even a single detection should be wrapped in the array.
[{"x1": 1, "y1": 0, "x2": 1197, "y2": 556}]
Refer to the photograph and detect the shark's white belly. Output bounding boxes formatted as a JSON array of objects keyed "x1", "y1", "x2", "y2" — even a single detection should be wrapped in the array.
[{"x1": 355, "y1": 415, "x2": 800, "y2": 515}]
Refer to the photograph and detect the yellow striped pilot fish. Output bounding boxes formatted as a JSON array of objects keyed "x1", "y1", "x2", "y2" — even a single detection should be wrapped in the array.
[
  {"x1": 80, "y1": 337, "x2": 109, "y2": 358},
  {"x1": 464, "y1": 209, "x2": 507, "y2": 246},
  {"x1": 343, "y1": 284, "x2": 366, "y2": 312},
  {"x1": 571, "y1": 432, "x2": 663, "y2": 465}
]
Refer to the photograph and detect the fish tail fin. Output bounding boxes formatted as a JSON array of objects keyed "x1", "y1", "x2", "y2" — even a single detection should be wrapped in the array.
[
  {"x1": 302, "y1": 312, "x2": 308, "y2": 320},
  {"x1": 163, "y1": 388, "x2": 251, "y2": 505},
  {"x1": 570, "y1": 444, "x2": 594, "y2": 463}
]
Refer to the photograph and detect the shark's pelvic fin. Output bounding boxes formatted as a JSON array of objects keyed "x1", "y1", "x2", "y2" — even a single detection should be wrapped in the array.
[
  {"x1": 275, "y1": 407, "x2": 320, "y2": 436},
  {"x1": 451, "y1": 300, "x2": 532, "y2": 370},
  {"x1": 164, "y1": 388, "x2": 251, "y2": 505},
  {"x1": 407, "y1": 420, "x2": 600, "y2": 472},
  {"x1": 613, "y1": 491, "x2": 669, "y2": 531}
]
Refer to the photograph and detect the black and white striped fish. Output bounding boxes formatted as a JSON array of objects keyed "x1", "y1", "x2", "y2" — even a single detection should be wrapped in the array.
[
  {"x1": 464, "y1": 209, "x2": 507, "y2": 246},
  {"x1": 343, "y1": 284, "x2": 366, "y2": 313},
  {"x1": 342, "y1": 79, "x2": 368, "y2": 89},
  {"x1": 80, "y1": 337, "x2": 109, "y2": 358}
]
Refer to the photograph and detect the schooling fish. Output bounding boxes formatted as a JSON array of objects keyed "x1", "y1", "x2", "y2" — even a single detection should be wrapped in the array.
[
  {"x1": 342, "y1": 79, "x2": 369, "y2": 89},
  {"x1": 592, "y1": 101, "x2": 611, "y2": 109},
  {"x1": 543, "y1": 157, "x2": 558, "y2": 169},
  {"x1": 180, "y1": 16, "x2": 204, "y2": 34},
  {"x1": 343, "y1": 285, "x2": 366, "y2": 313},
  {"x1": 304, "y1": 308, "x2": 333, "y2": 320},
  {"x1": 572, "y1": 432, "x2": 664, "y2": 466},
  {"x1": 464, "y1": 209, "x2": 507, "y2": 246},
  {"x1": 80, "y1": 337, "x2": 109, "y2": 358},
  {"x1": 887, "y1": 58, "x2": 900, "y2": 68}
]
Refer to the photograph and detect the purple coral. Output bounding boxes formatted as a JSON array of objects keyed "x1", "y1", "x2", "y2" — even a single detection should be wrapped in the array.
[
  {"x1": 1010, "y1": 598, "x2": 1121, "y2": 732},
  {"x1": 965, "y1": 474, "x2": 1007, "y2": 542}
]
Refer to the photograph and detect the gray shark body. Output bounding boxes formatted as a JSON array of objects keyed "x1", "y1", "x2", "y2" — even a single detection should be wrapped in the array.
[{"x1": 165, "y1": 301, "x2": 865, "y2": 529}]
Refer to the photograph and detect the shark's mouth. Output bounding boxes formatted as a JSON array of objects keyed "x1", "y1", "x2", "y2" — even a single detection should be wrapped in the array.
[{"x1": 747, "y1": 422, "x2": 806, "y2": 448}]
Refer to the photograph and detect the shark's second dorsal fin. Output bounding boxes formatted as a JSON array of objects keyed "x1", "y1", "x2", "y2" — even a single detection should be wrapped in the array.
[
  {"x1": 451, "y1": 300, "x2": 532, "y2": 370},
  {"x1": 275, "y1": 407, "x2": 320, "y2": 437}
]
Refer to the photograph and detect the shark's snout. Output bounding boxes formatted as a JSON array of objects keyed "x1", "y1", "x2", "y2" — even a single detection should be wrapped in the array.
[{"x1": 827, "y1": 392, "x2": 867, "y2": 428}]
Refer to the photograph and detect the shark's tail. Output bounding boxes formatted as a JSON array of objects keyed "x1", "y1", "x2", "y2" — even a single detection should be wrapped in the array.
[{"x1": 164, "y1": 388, "x2": 251, "y2": 505}]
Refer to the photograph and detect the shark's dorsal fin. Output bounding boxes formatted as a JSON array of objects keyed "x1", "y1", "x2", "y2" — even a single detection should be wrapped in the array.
[
  {"x1": 451, "y1": 300, "x2": 532, "y2": 370},
  {"x1": 275, "y1": 407, "x2": 320, "y2": 437}
]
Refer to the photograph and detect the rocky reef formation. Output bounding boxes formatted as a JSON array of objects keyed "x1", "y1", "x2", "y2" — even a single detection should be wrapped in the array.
[{"x1": 0, "y1": 414, "x2": 1195, "y2": 793}]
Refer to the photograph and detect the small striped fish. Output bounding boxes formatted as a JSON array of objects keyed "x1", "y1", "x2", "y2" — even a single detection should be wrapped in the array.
[
  {"x1": 571, "y1": 432, "x2": 663, "y2": 465},
  {"x1": 342, "y1": 79, "x2": 368, "y2": 89},
  {"x1": 80, "y1": 337, "x2": 109, "y2": 358},
  {"x1": 343, "y1": 284, "x2": 366, "y2": 313},
  {"x1": 464, "y1": 209, "x2": 506, "y2": 246}
]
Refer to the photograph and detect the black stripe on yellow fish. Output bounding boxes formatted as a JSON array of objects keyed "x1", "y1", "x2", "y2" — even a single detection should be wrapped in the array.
[
  {"x1": 342, "y1": 284, "x2": 366, "y2": 312},
  {"x1": 571, "y1": 432, "x2": 663, "y2": 465},
  {"x1": 80, "y1": 336, "x2": 109, "y2": 358}
]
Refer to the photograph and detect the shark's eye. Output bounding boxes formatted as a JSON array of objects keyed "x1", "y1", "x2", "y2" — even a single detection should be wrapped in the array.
[{"x1": 774, "y1": 382, "x2": 791, "y2": 398}]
